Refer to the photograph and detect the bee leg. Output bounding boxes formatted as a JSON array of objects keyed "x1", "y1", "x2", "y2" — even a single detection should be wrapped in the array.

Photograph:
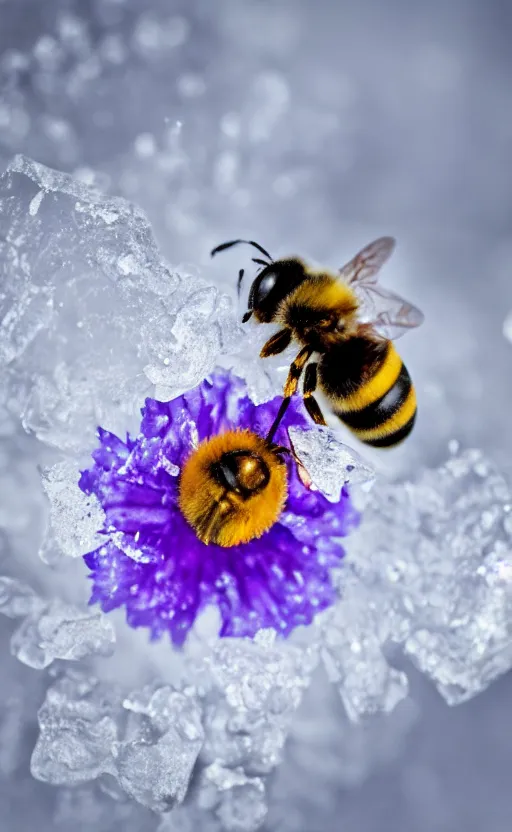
[
  {"x1": 303, "y1": 363, "x2": 327, "y2": 426},
  {"x1": 266, "y1": 396, "x2": 292, "y2": 443},
  {"x1": 195, "y1": 501, "x2": 222, "y2": 545},
  {"x1": 266, "y1": 347, "x2": 314, "y2": 442},
  {"x1": 268, "y1": 444, "x2": 291, "y2": 457},
  {"x1": 303, "y1": 362, "x2": 318, "y2": 396},
  {"x1": 197, "y1": 497, "x2": 234, "y2": 545},
  {"x1": 303, "y1": 396, "x2": 327, "y2": 426},
  {"x1": 260, "y1": 328, "x2": 292, "y2": 358},
  {"x1": 283, "y1": 346, "x2": 313, "y2": 397}
]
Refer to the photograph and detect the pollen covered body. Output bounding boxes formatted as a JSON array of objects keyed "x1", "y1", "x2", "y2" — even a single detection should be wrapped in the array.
[{"x1": 178, "y1": 429, "x2": 288, "y2": 547}]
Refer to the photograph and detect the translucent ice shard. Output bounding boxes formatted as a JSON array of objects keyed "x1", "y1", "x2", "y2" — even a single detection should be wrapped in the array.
[
  {"x1": 288, "y1": 425, "x2": 375, "y2": 500},
  {"x1": 41, "y1": 460, "x2": 105, "y2": 559},
  {"x1": 0, "y1": 155, "x2": 239, "y2": 451},
  {"x1": 31, "y1": 673, "x2": 119, "y2": 785},
  {"x1": 118, "y1": 685, "x2": 204, "y2": 812}
]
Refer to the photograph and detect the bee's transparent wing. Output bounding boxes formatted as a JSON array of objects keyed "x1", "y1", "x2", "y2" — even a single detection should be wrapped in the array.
[
  {"x1": 338, "y1": 236, "x2": 423, "y2": 341},
  {"x1": 356, "y1": 284, "x2": 424, "y2": 341},
  {"x1": 338, "y1": 236, "x2": 396, "y2": 286}
]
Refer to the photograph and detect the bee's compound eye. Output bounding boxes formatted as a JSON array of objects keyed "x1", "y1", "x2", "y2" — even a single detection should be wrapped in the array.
[
  {"x1": 216, "y1": 451, "x2": 270, "y2": 496},
  {"x1": 253, "y1": 270, "x2": 277, "y2": 306}
]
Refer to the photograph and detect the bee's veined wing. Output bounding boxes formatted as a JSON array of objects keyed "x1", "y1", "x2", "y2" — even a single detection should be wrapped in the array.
[
  {"x1": 356, "y1": 283, "x2": 424, "y2": 341},
  {"x1": 338, "y1": 236, "x2": 396, "y2": 286}
]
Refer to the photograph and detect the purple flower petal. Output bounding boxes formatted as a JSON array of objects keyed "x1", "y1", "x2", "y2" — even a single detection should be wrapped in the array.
[{"x1": 79, "y1": 369, "x2": 360, "y2": 646}]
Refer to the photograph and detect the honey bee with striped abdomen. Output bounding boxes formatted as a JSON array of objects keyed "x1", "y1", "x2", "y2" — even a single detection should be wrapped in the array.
[{"x1": 211, "y1": 236, "x2": 424, "y2": 448}]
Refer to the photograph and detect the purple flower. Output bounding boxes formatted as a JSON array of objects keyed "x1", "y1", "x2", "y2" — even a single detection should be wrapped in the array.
[{"x1": 79, "y1": 370, "x2": 359, "y2": 646}]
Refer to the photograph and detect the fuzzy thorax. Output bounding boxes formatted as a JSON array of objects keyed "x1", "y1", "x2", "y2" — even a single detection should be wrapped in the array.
[
  {"x1": 278, "y1": 272, "x2": 359, "y2": 348},
  {"x1": 178, "y1": 429, "x2": 288, "y2": 547}
]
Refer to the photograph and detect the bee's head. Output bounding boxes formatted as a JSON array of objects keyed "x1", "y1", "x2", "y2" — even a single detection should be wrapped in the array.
[{"x1": 247, "y1": 258, "x2": 308, "y2": 323}]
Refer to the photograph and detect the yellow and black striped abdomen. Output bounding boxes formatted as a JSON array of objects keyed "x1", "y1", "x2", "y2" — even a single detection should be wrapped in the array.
[{"x1": 318, "y1": 338, "x2": 416, "y2": 448}]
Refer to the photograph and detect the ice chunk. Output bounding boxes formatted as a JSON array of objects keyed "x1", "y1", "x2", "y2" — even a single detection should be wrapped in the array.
[
  {"x1": 346, "y1": 448, "x2": 512, "y2": 705},
  {"x1": 32, "y1": 675, "x2": 203, "y2": 813},
  {"x1": 118, "y1": 685, "x2": 204, "y2": 812},
  {"x1": 320, "y1": 574, "x2": 409, "y2": 721},
  {"x1": 31, "y1": 673, "x2": 119, "y2": 785},
  {"x1": 202, "y1": 632, "x2": 317, "y2": 774},
  {"x1": 145, "y1": 285, "x2": 242, "y2": 401},
  {"x1": 40, "y1": 460, "x2": 105, "y2": 559},
  {"x1": 0, "y1": 576, "x2": 45, "y2": 619},
  {"x1": 288, "y1": 425, "x2": 375, "y2": 500},
  {"x1": 199, "y1": 763, "x2": 267, "y2": 832},
  {"x1": 11, "y1": 600, "x2": 116, "y2": 669},
  {"x1": 0, "y1": 155, "x2": 239, "y2": 451}
]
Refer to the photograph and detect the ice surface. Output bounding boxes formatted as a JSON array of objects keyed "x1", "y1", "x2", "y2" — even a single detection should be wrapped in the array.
[
  {"x1": 2, "y1": 152, "x2": 512, "y2": 828},
  {"x1": 0, "y1": 155, "x2": 240, "y2": 452}
]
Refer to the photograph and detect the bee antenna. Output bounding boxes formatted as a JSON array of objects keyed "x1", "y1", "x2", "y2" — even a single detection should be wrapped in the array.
[
  {"x1": 210, "y1": 239, "x2": 273, "y2": 261},
  {"x1": 252, "y1": 258, "x2": 269, "y2": 267}
]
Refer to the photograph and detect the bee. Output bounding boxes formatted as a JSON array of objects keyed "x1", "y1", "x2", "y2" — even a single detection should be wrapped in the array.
[
  {"x1": 179, "y1": 428, "x2": 289, "y2": 547},
  {"x1": 211, "y1": 237, "x2": 424, "y2": 448}
]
